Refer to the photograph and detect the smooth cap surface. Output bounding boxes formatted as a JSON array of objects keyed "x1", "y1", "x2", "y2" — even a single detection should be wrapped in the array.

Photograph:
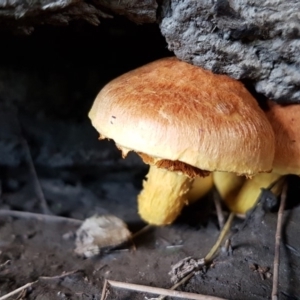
[
  {"x1": 89, "y1": 57, "x2": 275, "y2": 175},
  {"x1": 266, "y1": 101, "x2": 300, "y2": 175}
]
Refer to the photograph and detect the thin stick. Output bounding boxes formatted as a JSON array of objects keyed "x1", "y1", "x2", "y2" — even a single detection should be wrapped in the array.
[
  {"x1": 0, "y1": 209, "x2": 82, "y2": 225},
  {"x1": 0, "y1": 281, "x2": 38, "y2": 300},
  {"x1": 156, "y1": 273, "x2": 195, "y2": 300},
  {"x1": 21, "y1": 138, "x2": 52, "y2": 215},
  {"x1": 271, "y1": 183, "x2": 287, "y2": 300},
  {"x1": 100, "y1": 279, "x2": 109, "y2": 300},
  {"x1": 0, "y1": 270, "x2": 80, "y2": 300},
  {"x1": 39, "y1": 270, "x2": 80, "y2": 280},
  {"x1": 0, "y1": 260, "x2": 10, "y2": 269},
  {"x1": 213, "y1": 189, "x2": 225, "y2": 229},
  {"x1": 205, "y1": 212, "x2": 235, "y2": 263},
  {"x1": 127, "y1": 225, "x2": 153, "y2": 252},
  {"x1": 151, "y1": 213, "x2": 235, "y2": 300},
  {"x1": 156, "y1": 272, "x2": 196, "y2": 300},
  {"x1": 107, "y1": 279, "x2": 227, "y2": 300},
  {"x1": 132, "y1": 224, "x2": 152, "y2": 240},
  {"x1": 169, "y1": 272, "x2": 194, "y2": 291}
]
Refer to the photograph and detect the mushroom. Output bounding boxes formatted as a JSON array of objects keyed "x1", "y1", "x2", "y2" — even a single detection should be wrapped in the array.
[
  {"x1": 88, "y1": 57, "x2": 275, "y2": 225},
  {"x1": 266, "y1": 101, "x2": 300, "y2": 175},
  {"x1": 218, "y1": 100, "x2": 299, "y2": 214},
  {"x1": 217, "y1": 172, "x2": 283, "y2": 214},
  {"x1": 187, "y1": 174, "x2": 214, "y2": 204},
  {"x1": 213, "y1": 171, "x2": 246, "y2": 212}
]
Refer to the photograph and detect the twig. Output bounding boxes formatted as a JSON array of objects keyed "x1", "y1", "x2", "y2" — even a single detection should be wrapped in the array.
[
  {"x1": 0, "y1": 281, "x2": 38, "y2": 300},
  {"x1": 100, "y1": 279, "x2": 109, "y2": 300},
  {"x1": 0, "y1": 260, "x2": 10, "y2": 270},
  {"x1": 268, "y1": 176, "x2": 286, "y2": 191},
  {"x1": 0, "y1": 209, "x2": 82, "y2": 225},
  {"x1": 271, "y1": 183, "x2": 287, "y2": 300},
  {"x1": 205, "y1": 212, "x2": 235, "y2": 263},
  {"x1": 157, "y1": 213, "x2": 235, "y2": 300},
  {"x1": 105, "y1": 279, "x2": 227, "y2": 300},
  {"x1": 0, "y1": 270, "x2": 80, "y2": 300},
  {"x1": 213, "y1": 189, "x2": 225, "y2": 229},
  {"x1": 128, "y1": 225, "x2": 153, "y2": 251},
  {"x1": 39, "y1": 269, "x2": 80, "y2": 280},
  {"x1": 132, "y1": 224, "x2": 152, "y2": 240},
  {"x1": 168, "y1": 272, "x2": 194, "y2": 291},
  {"x1": 21, "y1": 137, "x2": 52, "y2": 215},
  {"x1": 15, "y1": 113, "x2": 51, "y2": 214}
]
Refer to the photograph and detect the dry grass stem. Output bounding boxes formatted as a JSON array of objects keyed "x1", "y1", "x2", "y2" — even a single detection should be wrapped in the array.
[
  {"x1": 21, "y1": 137, "x2": 52, "y2": 215},
  {"x1": 156, "y1": 213, "x2": 235, "y2": 300},
  {"x1": 213, "y1": 189, "x2": 225, "y2": 228},
  {"x1": 0, "y1": 209, "x2": 83, "y2": 225},
  {"x1": 0, "y1": 270, "x2": 80, "y2": 300},
  {"x1": 204, "y1": 212, "x2": 235, "y2": 263},
  {"x1": 271, "y1": 183, "x2": 287, "y2": 300},
  {"x1": 100, "y1": 279, "x2": 109, "y2": 300},
  {"x1": 0, "y1": 281, "x2": 38, "y2": 300},
  {"x1": 132, "y1": 224, "x2": 152, "y2": 240},
  {"x1": 39, "y1": 269, "x2": 80, "y2": 280},
  {"x1": 0, "y1": 260, "x2": 11, "y2": 269},
  {"x1": 101, "y1": 279, "x2": 227, "y2": 300}
]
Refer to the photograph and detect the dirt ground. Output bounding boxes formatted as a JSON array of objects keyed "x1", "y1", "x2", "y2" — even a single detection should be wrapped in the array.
[{"x1": 0, "y1": 162, "x2": 300, "y2": 300}]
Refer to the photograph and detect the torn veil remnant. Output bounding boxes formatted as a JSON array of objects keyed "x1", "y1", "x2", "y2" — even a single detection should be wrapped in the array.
[{"x1": 88, "y1": 57, "x2": 275, "y2": 225}]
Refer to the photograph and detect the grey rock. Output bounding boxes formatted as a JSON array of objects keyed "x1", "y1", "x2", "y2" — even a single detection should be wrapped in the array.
[
  {"x1": 159, "y1": 0, "x2": 300, "y2": 103},
  {"x1": 96, "y1": 0, "x2": 157, "y2": 24},
  {"x1": 0, "y1": 0, "x2": 157, "y2": 33}
]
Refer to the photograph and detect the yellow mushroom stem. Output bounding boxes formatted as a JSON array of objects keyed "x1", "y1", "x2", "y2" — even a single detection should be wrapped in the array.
[
  {"x1": 232, "y1": 173, "x2": 283, "y2": 214},
  {"x1": 138, "y1": 165, "x2": 194, "y2": 225},
  {"x1": 213, "y1": 171, "x2": 246, "y2": 212},
  {"x1": 187, "y1": 174, "x2": 214, "y2": 204},
  {"x1": 213, "y1": 172, "x2": 283, "y2": 214}
]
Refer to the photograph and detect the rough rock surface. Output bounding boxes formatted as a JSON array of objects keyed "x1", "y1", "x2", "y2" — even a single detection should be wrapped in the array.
[
  {"x1": 0, "y1": 0, "x2": 157, "y2": 33},
  {"x1": 98, "y1": 0, "x2": 157, "y2": 24},
  {"x1": 160, "y1": 0, "x2": 300, "y2": 103},
  {"x1": 1, "y1": 0, "x2": 299, "y2": 103}
]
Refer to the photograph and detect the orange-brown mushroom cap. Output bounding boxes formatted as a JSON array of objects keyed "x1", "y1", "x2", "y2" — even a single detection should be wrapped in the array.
[
  {"x1": 89, "y1": 57, "x2": 277, "y2": 225},
  {"x1": 266, "y1": 101, "x2": 300, "y2": 175},
  {"x1": 89, "y1": 57, "x2": 275, "y2": 175},
  {"x1": 217, "y1": 100, "x2": 299, "y2": 215}
]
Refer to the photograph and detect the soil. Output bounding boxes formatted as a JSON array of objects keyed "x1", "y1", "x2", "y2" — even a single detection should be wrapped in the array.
[{"x1": 0, "y1": 166, "x2": 300, "y2": 300}]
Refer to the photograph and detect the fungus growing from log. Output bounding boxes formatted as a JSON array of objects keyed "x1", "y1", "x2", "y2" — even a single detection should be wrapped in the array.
[{"x1": 88, "y1": 57, "x2": 275, "y2": 225}]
